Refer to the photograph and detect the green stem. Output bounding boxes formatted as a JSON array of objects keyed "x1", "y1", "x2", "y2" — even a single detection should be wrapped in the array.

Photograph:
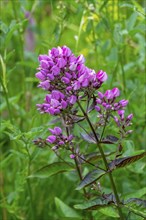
[
  {"x1": 0, "y1": 77, "x2": 13, "y2": 124},
  {"x1": 25, "y1": 141, "x2": 35, "y2": 220},
  {"x1": 75, "y1": 153, "x2": 106, "y2": 171},
  {"x1": 62, "y1": 116, "x2": 88, "y2": 199},
  {"x1": 75, "y1": 11, "x2": 84, "y2": 52},
  {"x1": 77, "y1": 101, "x2": 124, "y2": 220},
  {"x1": 74, "y1": 157, "x2": 88, "y2": 199}
]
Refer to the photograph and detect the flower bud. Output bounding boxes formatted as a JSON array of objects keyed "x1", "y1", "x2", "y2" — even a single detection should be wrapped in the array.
[
  {"x1": 127, "y1": 114, "x2": 133, "y2": 121},
  {"x1": 98, "y1": 91, "x2": 104, "y2": 99},
  {"x1": 95, "y1": 105, "x2": 101, "y2": 112},
  {"x1": 70, "y1": 154, "x2": 75, "y2": 159},
  {"x1": 119, "y1": 99, "x2": 129, "y2": 107}
]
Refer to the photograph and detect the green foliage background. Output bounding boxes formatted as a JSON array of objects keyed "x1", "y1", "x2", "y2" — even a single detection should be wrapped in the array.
[{"x1": 0, "y1": 0, "x2": 145, "y2": 219}]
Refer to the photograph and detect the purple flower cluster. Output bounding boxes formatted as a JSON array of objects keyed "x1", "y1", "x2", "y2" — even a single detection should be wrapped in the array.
[
  {"x1": 46, "y1": 126, "x2": 73, "y2": 150},
  {"x1": 95, "y1": 87, "x2": 133, "y2": 134},
  {"x1": 36, "y1": 46, "x2": 107, "y2": 115},
  {"x1": 36, "y1": 90, "x2": 77, "y2": 115},
  {"x1": 114, "y1": 111, "x2": 133, "y2": 136},
  {"x1": 95, "y1": 88, "x2": 128, "y2": 113}
]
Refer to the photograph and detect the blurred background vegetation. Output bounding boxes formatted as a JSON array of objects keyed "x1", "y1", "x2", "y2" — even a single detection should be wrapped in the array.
[{"x1": 0, "y1": 0, "x2": 145, "y2": 219}]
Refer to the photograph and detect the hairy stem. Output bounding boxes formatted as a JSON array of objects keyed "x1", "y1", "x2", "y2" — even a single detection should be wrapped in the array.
[{"x1": 77, "y1": 101, "x2": 124, "y2": 220}]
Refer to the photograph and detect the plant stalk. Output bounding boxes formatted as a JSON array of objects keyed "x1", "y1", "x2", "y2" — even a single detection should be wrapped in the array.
[{"x1": 77, "y1": 101, "x2": 124, "y2": 220}]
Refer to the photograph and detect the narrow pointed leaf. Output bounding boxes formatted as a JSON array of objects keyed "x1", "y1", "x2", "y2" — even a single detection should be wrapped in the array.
[
  {"x1": 108, "y1": 152, "x2": 146, "y2": 170},
  {"x1": 125, "y1": 198, "x2": 146, "y2": 207},
  {"x1": 80, "y1": 132, "x2": 99, "y2": 144},
  {"x1": 80, "y1": 133, "x2": 96, "y2": 143},
  {"x1": 76, "y1": 169, "x2": 106, "y2": 190},
  {"x1": 28, "y1": 162, "x2": 74, "y2": 179},
  {"x1": 100, "y1": 135, "x2": 119, "y2": 144},
  {"x1": 74, "y1": 198, "x2": 110, "y2": 210},
  {"x1": 84, "y1": 151, "x2": 116, "y2": 162},
  {"x1": 124, "y1": 202, "x2": 146, "y2": 218}
]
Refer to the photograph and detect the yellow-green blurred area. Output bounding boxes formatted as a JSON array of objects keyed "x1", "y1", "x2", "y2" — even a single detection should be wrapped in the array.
[{"x1": 0, "y1": 0, "x2": 146, "y2": 220}]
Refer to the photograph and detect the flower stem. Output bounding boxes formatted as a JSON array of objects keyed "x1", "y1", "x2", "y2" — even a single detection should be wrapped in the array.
[
  {"x1": 62, "y1": 116, "x2": 89, "y2": 199},
  {"x1": 77, "y1": 101, "x2": 124, "y2": 220}
]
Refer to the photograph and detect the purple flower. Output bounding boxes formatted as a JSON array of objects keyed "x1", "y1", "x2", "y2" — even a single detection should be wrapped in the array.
[
  {"x1": 69, "y1": 95, "x2": 77, "y2": 105},
  {"x1": 119, "y1": 100, "x2": 129, "y2": 107},
  {"x1": 38, "y1": 55, "x2": 49, "y2": 61},
  {"x1": 61, "y1": 77, "x2": 70, "y2": 84},
  {"x1": 35, "y1": 72, "x2": 46, "y2": 81},
  {"x1": 96, "y1": 70, "x2": 108, "y2": 82},
  {"x1": 38, "y1": 81, "x2": 50, "y2": 90},
  {"x1": 118, "y1": 110, "x2": 125, "y2": 116},
  {"x1": 68, "y1": 135, "x2": 74, "y2": 141},
  {"x1": 104, "y1": 90, "x2": 114, "y2": 100},
  {"x1": 57, "y1": 58, "x2": 66, "y2": 68},
  {"x1": 61, "y1": 100, "x2": 68, "y2": 109},
  {"x1": 51, "y1": 66, "x2": 60, "y2": 76},
  {"x1": 46, "y1": 135, "x2": 56, "y2": 143},
  {"x1": 62, "y1": 45, "x2": 72, "y2": 57},
  {"x1": 40, "y1": 60, "x2": 48, "y2": 69},
  {"x1": 112, "y1": 88, "x2": 120, "y2": 97},
  {"x1": 49, "y1": 127, "x2": 62, "y2": 135},
  {"x1": 73, "y1": 81, "x2": 81, "y2": 90}
]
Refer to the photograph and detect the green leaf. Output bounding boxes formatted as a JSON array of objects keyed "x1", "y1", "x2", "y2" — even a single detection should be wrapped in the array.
[
  {"x1": 126, "y1": 12, "x2": 138, "y2": 31},
  {"x1": 28, "y1": 162, "x2": 74, "y2": 179},
  {"x1": 55, "y1": 197, "x2": 81, "y2": 218},
  {"x1": 114, "y1": 24, "x2": 123, "y2": 45},
  {"x1": 76, "y1": 169, "x2": 106, "y2": 190},
  {"x1": 124, "y1": 200, "x2": 146, "y2": 219},
  {"x1": 4, "y1": 19, "x2": 27, "y2": 47},
  {"x1": 108, "y1": 152, "x2": 146, "y2": 170},
  {"x1": 0, "y1": 94, "x2": 22, "y2": 112},
  {"x1": 99, "y1": 206, "x2": 119, "y2": 218},
  {"x1": 0, "y1": 21, "x2": 8, "y2": 33},
  {"x1": 74, "y1": 198, "x2": 110, "y2": 210},
  {"x1": 123, "y1": 187, "x2": 146, "y2": 200}
]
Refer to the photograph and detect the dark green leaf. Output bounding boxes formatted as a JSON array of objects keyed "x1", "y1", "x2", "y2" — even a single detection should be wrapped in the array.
[
  {"x1": 76, "y1": 169, "x2": 106, "y2": 190},
  {"x1": 125, "y1": 198, "x2": 146, "y2": 207},
  {"x1": 80, "y1": 132, "x2": 99, "y2": 144},
  {"x1": 108, "y1": 152, "x2": 146, "y2": 170},
  {"x1": 74, "y1": 198, "x2": 111, "y2": 210},
  {"x1": 101, "y1": 135, "x2": 119, "y2": 144},
  {"x1": 84, "y1": 151, "x2": 116, "y2": 162},
  {"x1": 28, "y1": 162, "x2": 74, "y2": 179}
]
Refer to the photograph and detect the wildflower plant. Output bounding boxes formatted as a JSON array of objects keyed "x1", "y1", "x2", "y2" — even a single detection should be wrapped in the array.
[{"x1": 34, "y1": 46, "x2": 146, "y2": 219}]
